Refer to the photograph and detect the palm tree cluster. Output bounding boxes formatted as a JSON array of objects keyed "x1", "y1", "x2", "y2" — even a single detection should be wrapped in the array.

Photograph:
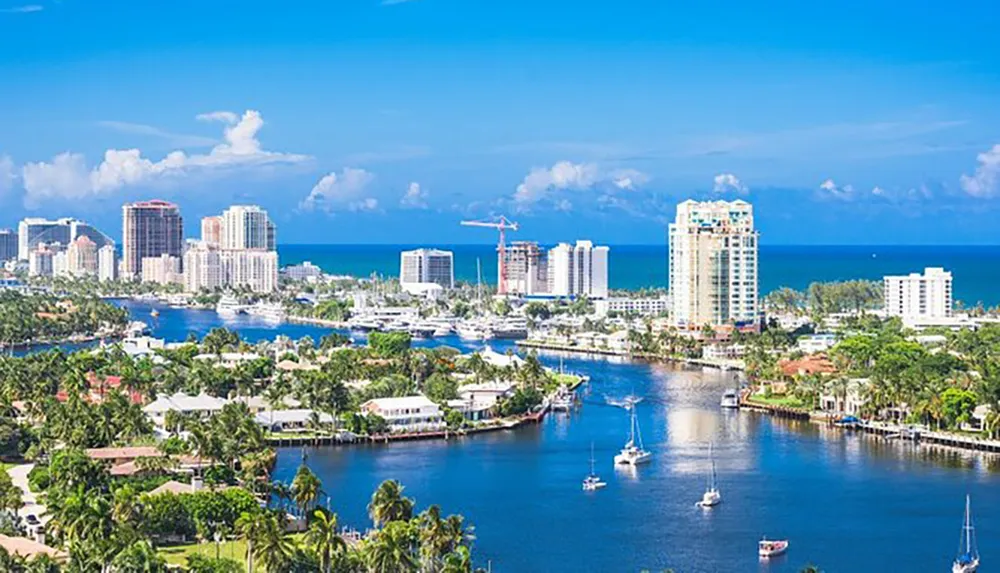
[{"x1": 0, "y1": 291, "x2": 128, "y2": 348}]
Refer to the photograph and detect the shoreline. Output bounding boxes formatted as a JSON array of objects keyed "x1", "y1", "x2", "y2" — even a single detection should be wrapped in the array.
[{"x1": 515, "y1": 339, "x2": 745, "y2": 371}]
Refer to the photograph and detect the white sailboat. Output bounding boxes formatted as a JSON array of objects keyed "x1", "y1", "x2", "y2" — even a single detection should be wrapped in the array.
[
  {"x1": 614, "y1": 400, "x2": 652, "y2": 465},
  {"x1": 696, "y1": 443, "x2": 721, "y2": 507},
  {"x1": 582, "y1": 443, "x2": 606, "y2": 491},
  {"x1": 953, "y1": 495, "x2": 980, "y2": 573}
]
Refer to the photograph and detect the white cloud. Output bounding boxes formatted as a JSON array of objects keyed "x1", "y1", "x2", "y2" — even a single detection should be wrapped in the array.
[
  {"x1": 20, "y1": 110, "x2": 309, "y2": 207},
  {"x1": 513, "y1": 161, "x2": 648, "y2": 208},
  {"x1": 97, "y1": 121, "x2": 216, "y2": 147},
  {"x1": 816, "y1": 179, "x2": 855, "y2": 201},
  {"x1": 0, "y1": 155, "x2": 15, "y2": 194},
  {"x1": 301, "y1": 168, "x2": 377, "y2": 212},
  {"x1": 712, "y1": 173, "x2": 748, "y2": 194},
  {"x1": 0, "y1": 5, "x2": 42, "y2": 13},
  {"x1": 960, "y1": 144, "x2": 1000, "y2": 198},
  {"x1": 400, "y1": 182, "x2": 428, "y2": 209},
  {"x1": 871, "y1": 186, "x2": 885, "y2": 196},
  {"x1": 196, "y1": 111, "x2": 240, "y2": 124}
]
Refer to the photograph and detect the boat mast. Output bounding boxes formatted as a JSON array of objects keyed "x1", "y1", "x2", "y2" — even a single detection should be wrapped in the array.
[{"x1": 710, "y1": 443, "x2": 717, "y2": 490}]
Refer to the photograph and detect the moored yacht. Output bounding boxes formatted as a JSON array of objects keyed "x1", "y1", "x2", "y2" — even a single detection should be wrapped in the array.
[
  {"x1": 614, "y1": 401, "x2": 652, "y2": 466},
  {"x1": 247, "y1": 301, "x2": 287, "y2": 323},
  {"x1": 720, "y1": 389, "x2": 739, "y2": 409},
  {"x1": 215, "y1": 295, "x2": 245, "y2": 316},
  {"x1": 457, "y1": 321, "x2": 494, "y2": 341}
]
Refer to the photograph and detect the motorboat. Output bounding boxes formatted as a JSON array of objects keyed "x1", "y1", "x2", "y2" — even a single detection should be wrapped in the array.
[
  {"x1": 953, "y1": 495, "x2": 980, "y2": 573},
  {"x1": 457, "y1": 321, "x2": 494, "y2": 341},
  {"x1": 550, "y1": 387, "x2": 574, "y2": 412},
  {"x1": 215, "y1": 295, "x2": 245, "y2": 316},
  {"x1": 246, "y1": 302, "x2": 287, "y2": 323},
  {"x1": 696, "y1": 443, "x2": 721, "y2": 508},
  {"x1": 149, "y1": 308, "x2": 160, "y2": 318},
  {"x1": 614, "y1": 401, "x2": 652, "y2": 466},
  {"x1": 758, "y1": 538, "x2": 789, "y2": 558},
  {"x1": 720, "y1": 389, "x2": 739, "y2": 409},
  {"x1": 490, "y1": 317, "x2": 529, "y2": 340},
  {"x1": 582, "y1": 443, "x2": 606, "y2": 491},
  {"x1": 347, "y1": 317, "x2": 383, "y2": 332}
]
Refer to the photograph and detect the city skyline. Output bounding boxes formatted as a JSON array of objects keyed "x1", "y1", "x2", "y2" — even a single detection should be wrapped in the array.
[{"x1": 1, "y1": 1, "x2": 1000, "y2": 245}]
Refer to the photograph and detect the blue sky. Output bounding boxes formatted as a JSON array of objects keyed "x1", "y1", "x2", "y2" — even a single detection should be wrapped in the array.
[{"x1": 1, "y1": 0, "x2": 999, "y2": 245}]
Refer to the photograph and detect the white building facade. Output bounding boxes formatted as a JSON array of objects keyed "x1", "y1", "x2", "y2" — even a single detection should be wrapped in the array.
[
  {"x1": 668, "y1": 200, "x2": 759, "y2": 328},
  {"x1": 884, "y1": 267, "x2": 953, "y2": 320},
  {"x1": 221, "y1": 205, "x2": 275, "y2": 251},
  {"x1": 546, "y1": 240, "x2": 609, "y2": 299},
  {"x1": 98, "y1": 245, "x2": 117, "y2": 282},
  {"x1": 400, "y1": 249, "x2": 454, "y2": 289},
  {"x1": 66, "y1": 236, "x2": 98, "y2": 277},
  {"x1": 141, "y1": 254, "x2": 183, "y2": 285}
]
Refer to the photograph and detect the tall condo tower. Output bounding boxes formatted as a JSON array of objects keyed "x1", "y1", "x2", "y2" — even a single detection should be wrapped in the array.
[
  {"x1": 122, "y1": 200, "x2": 184, "y2": 279},
  {"x1": 668, "y1": 199, "x2": 759, "y2": 328},
  {"x1": 220, "y1": 205, "x2": 276, "y2": 251}
]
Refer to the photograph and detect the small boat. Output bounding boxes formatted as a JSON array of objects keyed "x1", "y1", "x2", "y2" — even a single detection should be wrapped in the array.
[
  {"x1": 550, "y1": 387, "x2": 574, "y2": 412},
  {"x1": 720, "y1": 389, "x2": 739, "y2": 409},
  {"x1": 696, "y1": 443, "x2": 721, "y2": 508},
  {"x1": 149, "y1": 309, "x2": 160, "y2": 318},
  {"x1": 953, "y1": 495, "x2": 980, "y2": 573},
  {"x1": 614, "y1": 402, "x2": 652, "y2": 466},
  {"x1": 582, "y1": 443, "x2": 606, "y2": 491},
  {"x1": 758, "y1": 538, "x2": 789, "y2": 558}
]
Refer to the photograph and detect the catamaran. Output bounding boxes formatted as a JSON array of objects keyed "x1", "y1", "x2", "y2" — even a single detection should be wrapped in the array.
[
  {"x1": 696, "y1": 443, "x2": 721, "y2": 508},
  {"x1": 582, "y1": 443, "x2": 606, "y2": 491},
  {"x1": 953, "y1": 495, "x2": 980, "y2": 573},
  {"x1": 614, "y1": 401, "x2": 652, "y2": 465}
]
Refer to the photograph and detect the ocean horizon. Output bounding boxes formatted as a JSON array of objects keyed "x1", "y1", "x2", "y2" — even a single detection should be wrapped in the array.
[{"x1": 277, "y1": 244, "x2": 1000, "y2": 306}]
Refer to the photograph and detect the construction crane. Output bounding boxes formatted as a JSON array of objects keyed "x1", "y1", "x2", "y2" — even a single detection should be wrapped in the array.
[{"x1": 460, "y1": 216, "x2": 519, "y2": 295}]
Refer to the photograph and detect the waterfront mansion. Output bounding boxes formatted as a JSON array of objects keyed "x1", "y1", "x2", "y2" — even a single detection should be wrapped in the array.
[{"x1": 360, "y1": 395, "x2": 445, "y2": 433}]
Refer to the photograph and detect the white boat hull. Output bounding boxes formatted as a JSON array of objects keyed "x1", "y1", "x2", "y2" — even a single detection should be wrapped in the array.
[
  {"x1": 697, "y1": 490, "x2": 721, "y2": 507},
  {"x1": 953, "y1": 559, "x2": 979, "y2": 573},
  {"x1": 614, "y1": 451, "x2": 652, "y2": 465}
]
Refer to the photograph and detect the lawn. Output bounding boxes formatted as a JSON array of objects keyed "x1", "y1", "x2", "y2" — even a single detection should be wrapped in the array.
[
  {"x1": 749, "y1": 394, "x2": 810, "y2": 410},
  {"x1": 552, "y1": 373, "x2": 585, "y2": 388},
  {"x1": 160, "y1": 534, "x2": 304, "y2": 569}
]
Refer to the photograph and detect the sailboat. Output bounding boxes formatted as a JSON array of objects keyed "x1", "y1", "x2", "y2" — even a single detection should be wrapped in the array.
[
  {"x1": 614, "y1": 401, "x2": 652, "y2": 465},
  {"x1": 953, "y1": 495, "x2": 980, "y2": 573},
  {"x1": 696, "y1": 443, "x2": 721, "y2": 507},
  {"x1": 582, "y1": 443, "x2": 606, "y2": 491}
]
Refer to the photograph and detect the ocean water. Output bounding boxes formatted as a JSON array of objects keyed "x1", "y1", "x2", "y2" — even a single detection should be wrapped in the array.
[
  {"x1": 278, "y1": 244, "x2": 1000, "y2": 306},
  {"x1": 98, "y1": 302, "x2": 998, "y2": 573}
]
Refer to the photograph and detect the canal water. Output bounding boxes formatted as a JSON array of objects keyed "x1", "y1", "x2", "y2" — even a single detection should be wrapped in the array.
[{"x1": 34, "y1": 301, "x2": 1000, "y2": 571}]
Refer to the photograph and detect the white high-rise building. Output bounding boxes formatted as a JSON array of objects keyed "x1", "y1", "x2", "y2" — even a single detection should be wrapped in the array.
[
  {"x1": 184, "y1": 243, "x2": 223, "y2": 292},
  {"x1": 221, "y1": 205, "x2": 275, "y2": 251},
  {"x1": 201, "y1": 216, "x2": 222, "y2": 247},
  {"x1": 98, "y1": 245, "x2": 117, "y2": 282},
  {"x1": 28, "y1": 246, "x2": 54, "y2": 277},
  {"x1": 546, "y1": 240, "x2": 609, "y2": 299},
  {"x1": 884, "y1": 267, "x2": 952, "y2": 320},
  {"x1": 400, "y1": 249, "x2": 454, "y2": 289},
  {"x1": 221, "y1": 250, "x2": 278, "y2": 293},
  {"x1": 18, "y1": 217, "x2": 113, "y2": 261},
  {"x1": 141, "y1": 255, "x2": 183, "y2": 285},
  {"x1": 66, "y1": 235, "x2": 98, "y2": 277},
  {"x1": 668, "y1": 199, "x2": 759, "y2": 328}
]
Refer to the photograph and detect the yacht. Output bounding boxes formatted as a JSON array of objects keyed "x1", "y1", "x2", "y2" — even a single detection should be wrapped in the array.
[
  {"x1": 215, "y1": 295, "x2": 244, "y2": 316},
  {"x1": 953, "y1": 495, "x2": 980, "y2": 573},
  {"x1": 457, "y1": 321, "x2": 494, "y2": 341},
  {"x1": 696, "y1": 444, "x2": 721, "y2": 508},
  {"x1": 150, "y1": 308, "x2": 160, "y2": 319},
  {"x1": 550, "y1": 387, "x2": 574, "y2": 412},
  {"x1": 490, "y1": 317, "x2": 529, "y2": 340},
  {"x1": 582, "y1": 443, "x2": 606, "y2": 491},
  {"x1": 758, "y1": 538, "x2": 789, "y2": 558},
  {"x1": 247, "y1": 302, "x2": 287, "y2": 323},
  {"x1": 348, "y1": 317, "x2": 383, "y2": 332},
  {"x1": 614, "y1": 402, "x2": 652, "y2": 466},
  {"x1": 720, "y1": 389, "x2": 739, "y2": 409}
]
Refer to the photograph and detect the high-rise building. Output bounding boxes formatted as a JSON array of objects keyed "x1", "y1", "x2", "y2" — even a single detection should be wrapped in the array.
[
  {"x1": 283, "y1": 261, "x2": 323, "y2": 282},
  {"x1": 17, "y1": 217, "x2": 112, "y2": 261},
  {"x1": 28, "y1": 246, "x2": 54, "y2": 277},
  {"x1": 884, "y1": 267, "x2": 952, "y2": 320},
  {"x1": 141, "y1": 254, "x2": 183, "y2": 285},
  {"x1": 547, "y1": 240, "x2": 609, "y2": 299},
  {"x1": 98, "y1": 245, "x2": 117, "y2": 282},
  {"x1": 122, "y1": 200, "x2": 184, "y2": 279},
  {"x1": 184, "y1": 243, "x2": 223, "y2": 292},
  {"x1": 0, "y1": 229, "x2": 16, "y2": 263},
  {"x1": 668, "y1": 199, "x2": 759, "y2": 328},
  {"x1": 200, "y1": 216, "x2": 222, "y2": 247},
  {"x1": 221, "y1": 205, "x2": 275, "y2": 251},
  {"x1": 400, "y1": 249, "x2": 454, "y2": 289},
  {"x1": 501, "y1": 242, "x2": 547, "y2": 296},
  {"x1": 221, "y1": 250, "x2": 278, "y2": 293},
  {"x1": 66, "y1": 236, "x2": 98, "y2": 277}
]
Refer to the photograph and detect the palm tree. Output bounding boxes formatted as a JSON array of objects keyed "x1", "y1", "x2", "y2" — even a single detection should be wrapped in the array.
[
  {"x1": 253, "y1": 513, "x2": 293, "y2": 573},
  {"x1": 418, "y1": 505, "x2": 450, "y2": 571},
  {"x1": 304, "y1": 510, "x2": 347, "y2": 573},
  {"x1": 365, "y1": 520, "x2": 419, "y2": 573},
  {"x1": 235, "y1": 511, "x2": 267, "y2": 573},
  {"x1": 441, "y1": 546, "x2": 473, "y2": 573},
  {"x1": 367, "y1": 480, "x2": 415, "y2": 527},
  {"x1": 291, "y1": 464, "x2": 324, "y2": 517}
]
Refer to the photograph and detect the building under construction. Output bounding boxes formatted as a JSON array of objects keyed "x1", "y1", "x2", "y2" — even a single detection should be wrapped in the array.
[{"x1": 501, "y1": 241, "x2": 548, "y2": 296}]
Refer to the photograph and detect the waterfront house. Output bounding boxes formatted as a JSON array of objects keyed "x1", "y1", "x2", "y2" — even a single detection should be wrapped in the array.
[
  {"x1": 231, "y1": 394, "x2": 302, "y2": 415},
  {"x1": 360, "y1": 395, "x2": 445, "y2": 432},
  {"x1": 0, "y1": 534, "x2": 66, "y2": 562},
  {"x1": 447, "y1": 381, "x2": 515, "y2": 421},
  {"x1": 193, "y1": 352, "x2": 262, "y2": 368},
  {"x1": 479, "y1": 346, "x2": 525, "y2": 369},
  {"x1": 701, "y1": 343, "x2": 745, "y2": 361},
  {"x1": 779, "y1": 354, "x2": 836, "y2": 378},
  {"x1": 819, "y1": 378, "x2": 869, "y2": 416},
  {"x1": 796, "y1": 334, "x2": 837, "y2": 354},
  {"x1": 143, "y1": 391, "x2": 228, "y2": 427},
  {"x1": 254, "y1": 409, "x2": 335, "y2": 432}
]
